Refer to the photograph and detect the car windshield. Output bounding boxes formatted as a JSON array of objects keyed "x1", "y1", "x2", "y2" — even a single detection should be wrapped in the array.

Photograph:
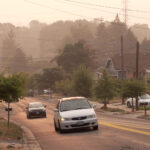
[
  {"x1": 60, "y1": 99, "x2": 91, "y2": 112},
  {"x1": 29, "y1": 103, "x2": 43, "y2": 108},
  {"x1": 140, "y1": 94, "x2": 150, "y2": 99}
]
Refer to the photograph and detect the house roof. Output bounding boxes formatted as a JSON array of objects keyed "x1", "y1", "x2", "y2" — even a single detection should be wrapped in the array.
[{"x1": 111, "y1": 53, "x2": 150, "y2": 72}]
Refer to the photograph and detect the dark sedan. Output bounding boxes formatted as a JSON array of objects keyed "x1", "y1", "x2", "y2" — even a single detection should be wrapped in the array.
[{"x1": 26, "y1": 102, "x2": 46, "y2": 119}]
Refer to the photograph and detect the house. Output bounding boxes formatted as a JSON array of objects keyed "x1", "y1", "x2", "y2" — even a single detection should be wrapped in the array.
[{"x1": 106, "y1": 53, "x2": 150, "y2": 79}]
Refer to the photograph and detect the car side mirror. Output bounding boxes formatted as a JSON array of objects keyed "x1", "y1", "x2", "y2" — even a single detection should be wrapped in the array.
[
  {"x1": 54, "y1": 108, "x2": 59, "y2": 112},
  {"x1": 92, "y1": 104, "x2": 97, "y2": 108}
]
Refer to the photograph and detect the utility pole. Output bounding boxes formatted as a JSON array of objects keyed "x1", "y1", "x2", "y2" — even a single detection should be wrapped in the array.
[
  {"x1": 121, "y1": 36, "x2": 125, "y2": 105},
  {"x1": 121, "y1": 36, "x2": 124, "y2": 79},
  {"x1": 123, "y1": 0, "x2": 128, "y2": 25},
  {"x1": 136, "y1": 42, "x2": 140, "y2": 79}
]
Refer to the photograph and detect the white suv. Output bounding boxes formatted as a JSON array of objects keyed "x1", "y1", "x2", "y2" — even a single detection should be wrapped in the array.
[
  {"x1": 53, "y1": 97, "x2": 98, "y2": 133},
  {"x1": 126, "y1": 94, "x2": 150, "y2": 108}
]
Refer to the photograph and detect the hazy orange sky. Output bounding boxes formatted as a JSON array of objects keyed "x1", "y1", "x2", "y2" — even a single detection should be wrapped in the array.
[{"x1": 1, "y1": 0, "x2": 150, "y2": 26}]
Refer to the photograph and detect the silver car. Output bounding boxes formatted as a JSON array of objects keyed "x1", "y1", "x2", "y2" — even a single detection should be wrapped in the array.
[{"x1": 53, "y1": 97, "x2": 98, "y2": 133}]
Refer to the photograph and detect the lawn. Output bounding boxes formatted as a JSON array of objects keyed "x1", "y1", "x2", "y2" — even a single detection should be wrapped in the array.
[
  {"x1": 0, "y1": 103, "x2": 4, "y2": 109},
  {"x1": 0, "y1": 118, "x2": 23, "y2": 140},
  {"x1": 104, "y1": 107, "x2": 125, "y2": 113},
  {"x1": 139, "y1": 105, "x2": 150, "y2": 110}
]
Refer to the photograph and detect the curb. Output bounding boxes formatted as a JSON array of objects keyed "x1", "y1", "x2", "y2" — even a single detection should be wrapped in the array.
[
  {"x1": 21, "y1": 125, "x2": 42, "y2": 150},
  {"x1": 0, "y1": 114, "x2": 42, "y2": 150}
]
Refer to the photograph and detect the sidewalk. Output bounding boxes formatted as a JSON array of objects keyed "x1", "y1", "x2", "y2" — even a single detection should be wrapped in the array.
[
  {"x1": 90, "y1": 101, "x2": 150, "y2": 120},
  {"x1": 0, "y1": 104, "x2": 42, "y2": 150}
]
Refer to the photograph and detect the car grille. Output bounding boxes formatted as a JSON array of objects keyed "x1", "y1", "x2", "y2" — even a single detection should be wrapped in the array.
[
  {"x1": 32, "y1": 109, "x2": 43, "y2": 113},
  {"x1": 72, "y1": 116, "x2": 87, "y2": 120},
  {"x1": 71, "y1": 123, "x2": 89, "y2": 127},
  {"x1": 30, "y1": 109, "x2": 45, "y2": 115}
]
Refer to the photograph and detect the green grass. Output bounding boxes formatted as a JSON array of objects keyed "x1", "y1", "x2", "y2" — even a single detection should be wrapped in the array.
[
  {"x1": 0, "y1": 103, "x2": 4, "y2": 109},
  {"x1": 0, "y1": 118, "x2": 23, "y2": 140},
  {"x1": 107, "y1": 108, "x2": 125, "y2": 112},
  {"x1": 139, "y1": 105, "x2": 150, "y2": 110},
  {"x1": 101, "y1": 107, "x2": 125, "y2": 112}
]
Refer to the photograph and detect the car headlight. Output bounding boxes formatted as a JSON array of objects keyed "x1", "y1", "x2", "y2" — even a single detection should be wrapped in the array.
[
  {"x1": 61, "y1": 118, "x2": 65, "y2": 122},
  {"x1": 29, "y1": 110, "x2": 33, "y2": 112},
  {"x1": 87, "y1": 114, "x2": 96, "y2": 119},
  {"x1": 60, "y1": 117, "x2": 71, "y2": 121}
]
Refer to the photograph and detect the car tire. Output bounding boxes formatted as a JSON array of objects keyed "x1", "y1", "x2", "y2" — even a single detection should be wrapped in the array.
[
  {"x1": 44, "y1": 113, "x2": 47, "y2": 118},
  {"x1": 93, "y1": 125, "x2": 98, "y2": 130},
  {"x1": 58, "y1": 121, "x2": 64, "y2": 133},
  {"x1": 27, "y1": 114, "x2": 30, "y2": 119},
  {"x1": 127, "y1": 102, "x2": 131, "y2": 108},
  {"x1": 54, "y1": 120, "x2": 59, "y2": 132}
]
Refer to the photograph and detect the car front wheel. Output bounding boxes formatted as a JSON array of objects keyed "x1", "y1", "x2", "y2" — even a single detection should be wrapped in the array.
[
  {"x1": 54, "y1": 120, "x2": 59, "y2": 132},
  {"x1": 93, "y1": 125, "x2": 98, "y2": 130},
  {"x1": 58, "y1": 121, "x2": 64, "y2": 133},
  {"x1": 127, "y1": 102, "x2": 131, "y2": 108},
  {"x1": 27, "y1": 114, "x2": 30, "y2": 119},
  {"x1": 44, "y1": 113, "x2": 47, "y2": 118}
]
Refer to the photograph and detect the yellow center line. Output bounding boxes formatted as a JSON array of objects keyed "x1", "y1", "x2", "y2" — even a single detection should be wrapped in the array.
[
  {"x1": 113, "y1": 123, "x2": 150, "y2": 130},
  {"x1": 100, "y1": 120, "x2": 150, "y2": 130},
  {"x1": 99, "y1": 121, "x2": 150, "y2": 136}
]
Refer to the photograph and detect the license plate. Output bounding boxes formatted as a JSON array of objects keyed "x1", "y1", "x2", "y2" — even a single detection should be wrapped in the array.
[
  {"x1": 36, "y1": 112, "x2": 39, "y2": 114},
  {"x1": 77, "y1": 121, "x2": 84, "y2": 125}
]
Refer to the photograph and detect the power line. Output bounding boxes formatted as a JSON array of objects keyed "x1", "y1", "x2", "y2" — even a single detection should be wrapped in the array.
[
  {"x1": 64, "y1": 0, "x2": 150, "y2": 14},
  {"x1": 24, "y1": 0, "x2": 150, "y2": 24},
  {"x1": 24, "y1": 0, "x2": 93, "y2": 20},
  {"x1": 55, "y1": 0, "x2": 121, "y2": 16},
  {"x1": 62, "y1": 0, "x2": 150, "y2": 21}
]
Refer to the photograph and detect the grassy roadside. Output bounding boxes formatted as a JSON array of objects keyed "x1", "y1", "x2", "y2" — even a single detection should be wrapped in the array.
[
  {"x1": 0, "y1": 102, "x2": 4, "y2": 109},
  {"x1": 137, "y1": 115, "x2": 150, "y2": 120},
  {"x1": 0, "y1": 117, "x2": 23, "y2": 141},
  {"x1": 139, "y1": 105, "x2": 150, "y2": 110}
]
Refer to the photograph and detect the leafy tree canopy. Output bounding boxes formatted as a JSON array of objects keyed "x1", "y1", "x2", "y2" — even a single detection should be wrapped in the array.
[
  {"x1": 73, "y1": 65, "x2": 92, "y2": 98},
  {"x1": 7, "y1": 48, "x2": 28, "y2": 73},
  {"x1": 0, "y1": 73, "x2": 28, "y2": 103},
  {"x1": 55, "y1": 79, "x2": 73, "y2": 96},
  {"x1": 121, "y1": 80, "x2": 145, "y2": 99},
  {"x1": 57, "y1": 41, "x2": 90, "y2": 73},
  {"x1": 94, "y1": 69, "x2": 116, "y2": 108},
  {"x1": 32, "y1": 67, "x2": 65, "y2": 92}
]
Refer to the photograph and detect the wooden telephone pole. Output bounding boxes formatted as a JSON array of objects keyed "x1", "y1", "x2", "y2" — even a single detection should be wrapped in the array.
[{"x1": 136, "y1": 42, "x2": 140, "y2": 79}]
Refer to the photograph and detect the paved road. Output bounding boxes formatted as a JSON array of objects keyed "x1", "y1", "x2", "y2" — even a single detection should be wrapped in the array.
[{"x1": 1, "y1": 97, "x2": 150, "y2": 150}]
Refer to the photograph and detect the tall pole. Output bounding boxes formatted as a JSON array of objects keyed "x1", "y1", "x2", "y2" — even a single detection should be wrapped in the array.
[
  {"x1": 123, "y1": 0, "x2": 128, "y2": 25},
  {"x1": 8, "y1": 98, "x2": 10, "y2": 128},
  {"x1": 136, "y1": 42, "x2": 140, "y2": 79},
  {"x1": 121, "y1": 36, "x2": 124, "y2": 79},
  {"x1": 121, "y1": 36, "x2": 125, "y2": 104}
]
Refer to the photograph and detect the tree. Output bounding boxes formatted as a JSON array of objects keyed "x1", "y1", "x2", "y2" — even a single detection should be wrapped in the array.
[
  {"x1": 57, "y1": 41, "x2": 90, "y2": 73},
  {"x1": 55, "y1": 79, "x2": 73, "y2": 96},
  {"x1": 7, "y1": 48, "x2": 28, "y2": 73},
  {"x1": 141, "y1": 38, "x2": 150, "y2": 53},
  {"x1": 2, "y1": 30, "x2": 17, "y2": 63},
  {"x1": 73, "y1": 65, "x2": 93, "y2": 98},
  {"x1": 94, "y1": 69, "x2": 116, "y2": 109},
  {"x1": 33, "y1": 67, "x2": 65, "y2": 93},
  {"x1": 0, "y1": 74, "x2": 28, "y2": 128},
  {"x1": 121, "y1": 80, "x2": 145, "y2": 111}
]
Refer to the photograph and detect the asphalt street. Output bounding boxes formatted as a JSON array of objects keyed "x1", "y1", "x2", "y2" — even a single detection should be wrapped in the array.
[{"x1": 1, "y1": 97, "x2": 150, "y2": 150}]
